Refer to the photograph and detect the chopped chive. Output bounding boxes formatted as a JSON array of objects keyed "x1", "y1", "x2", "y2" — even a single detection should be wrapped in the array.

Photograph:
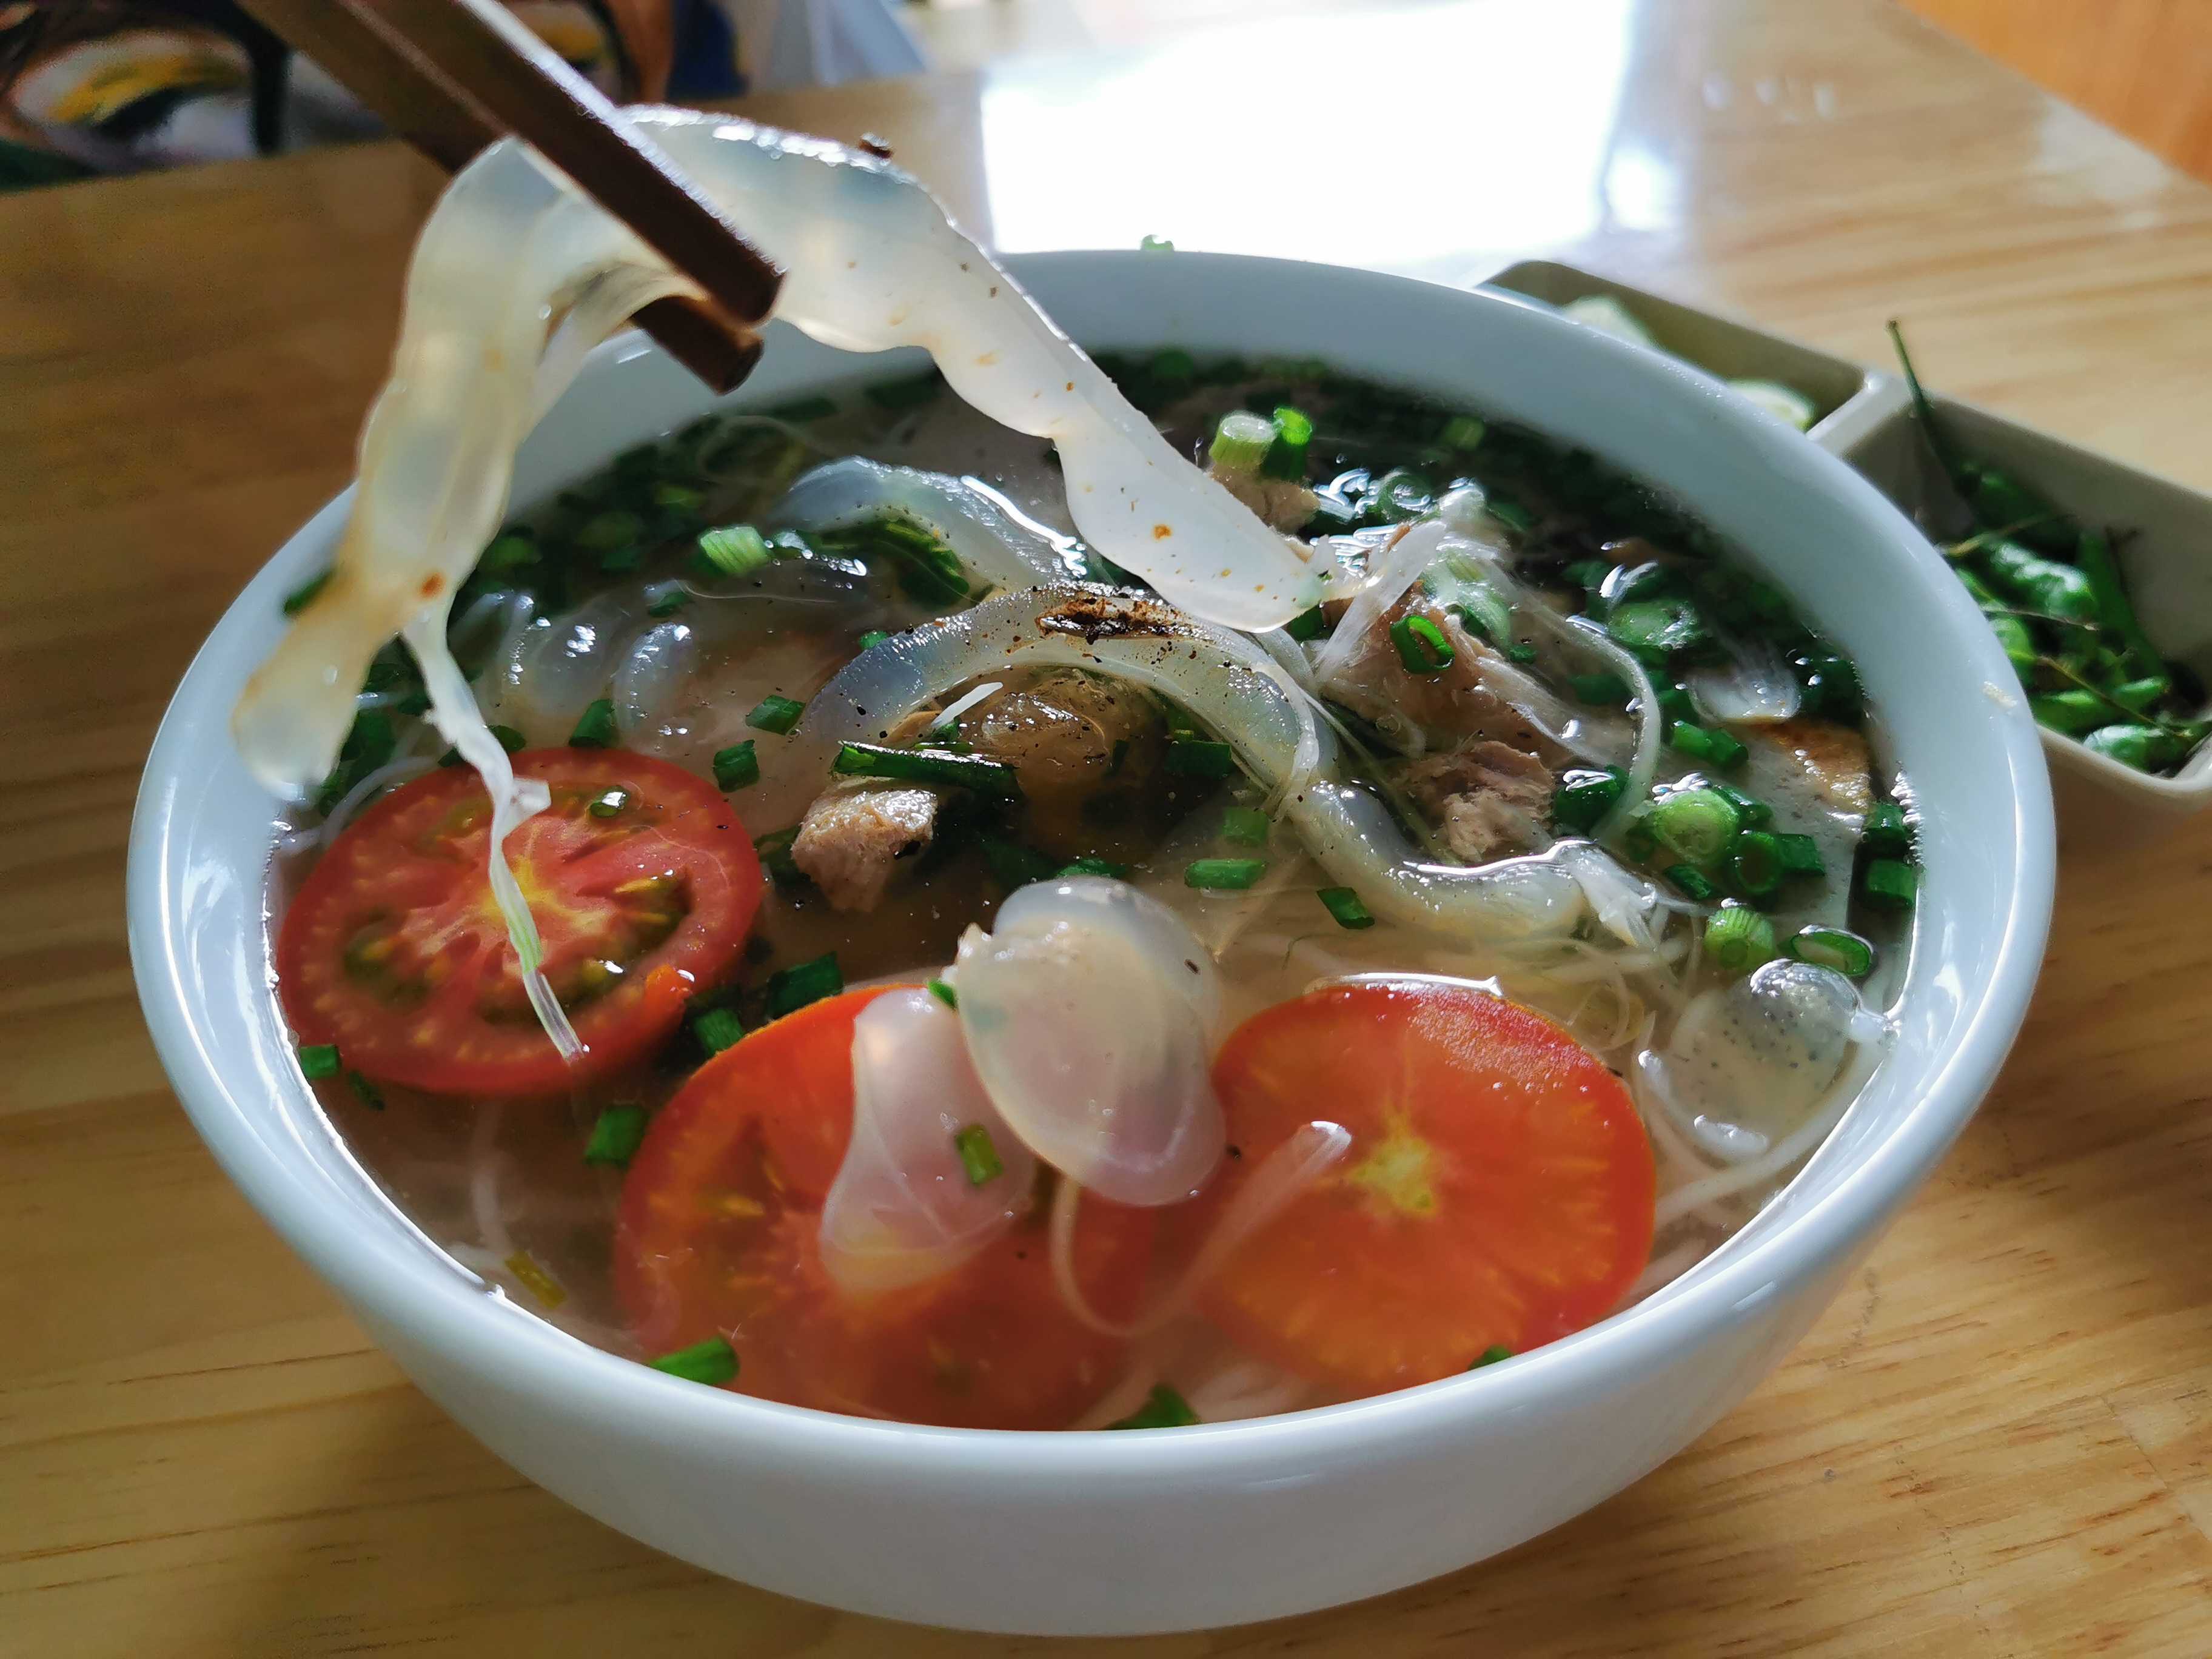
[
  {"x1": 1210, "y1": 409, "x2": 1277, "y2": 473},
  {"x1": 1563, "y1": 558, "x2": 1613, "y2": 592},
  {"x1": 1786, "y1": 926, "x2": 1874, "y2": 977},
  {"x1": 652, "y1": 482, "x2": 703, "y2": 513},
  {"x1": 1150, "y1": 346, "x2": 1197, "y2": 382},
  {"x1": 754, "y1": 825, "x2": 804, "y2": 889},
  {"x1": 1390, "y1": 613, "x2": 1455, "y2": 674},
  {"x1": 746, "y1": 694, "x2": 806, "y2": 734},
  {"x1": 866, "y1": 369, "x2": 943, "y2": 411},
  {"x1": 438, "y1": 723, "x2": 525, "y2": 767},
  {"x1": 1650, "y1": 786, "x2": 1742, "y2": 865},
  {"x1": 927, "y1": 978, "x2": 959, "y2": 1010},
  {"x1": 1438, "y1": 414, "x2": 1488, "y2": 452},
  {"x1": 1262, "y1": 404, "x2": 1313, "y2": 480},
  {"x1": 1056, "y1": 855, "x2": 1127, "y2": 879},
  {"x1": 1186, "y1": 857, "x2": 1267, "y2": 890},
  {"x1": 1504, "y1": 642, "x2": 1539, "y2": 665},
  {"x1": 953, "y1": 1123, "x2": 1003, "y2": 1186},
  {"x1": 1773, "y1": 833, "x2": 1826, "y2": 876},
  {"x1": 1469, "y1": 1344, "x2": 1513, "y2": 1369},
  {"x1": 1712, "y1": 782, "x2": 1774, "y2": 828},
  {"x1": 1609, "y1": 597, "x2": 1706, "y2": 662},
  {"x1": 1221, "y1": 806, "x2": 1270, "y2": 846},
  {"x1": 765, "y1": 952, "x2": 843, "y2": 1019},
  {"x1": 569, "y1": 698, "x2": 618, "y2": 749},
  {"x1": 1667, "y1": 720, "x2": 1748, "y2": 771},
  {"x1": 298, "y1": 1042, "x2": 341, "y2": 1080},
  {"x1": 712, "y1": 740, "x2": 760, "y2": 792},
  {"x1": 584, "y1": 1104, "x2": 649, "y2": 1168},
  {"x1": 833, "y1": 741, "x2": 1021, "y2": 797},
  {"x1": 1486, "y1": 494, "x2": 1535, "y2": 534},
  {"x1": 1318, "y1": 886, "x2": 1376, "y2": 930},
  {"x1": 858, "y1": 629, "x2": 891, "y2": 649},
  {"x1": 1860, "y1": 858, "x2": 1919, "y2": 912},
  {"x1": 692, "y1": 1007, "x2": 746, "y2": 1054},
  {"x1": 481, "y1": 533, "x2": 538, "y2": 573},
  {"x1": 283, "y1": 569, "x2": 332, "y2": 615},
  {"x1": 1663, "y1": 863, "x2": 1718, "y2": 901},
  {"x1": 577, "y1": 509, "x2": 642, "y2": 552},
  {"x1": 1705, "y1": 902, "x2": 1777, "y2": 975},
  {"x1": 345, "y1": 1070, "x2": 385, "y2": 1111},
  {"x1": 1551, "y1": 765, "x2": 1626, "y2": 834},
  {"x1": 588, "y1": 786, "x2": 630, "y2": 819},
  {"x1": 1165, "y1": 737, "x2": 1237, "y2": 779},
  {"x1": 649, "y1": 1336, "x2": 739, "y2": 1386},
  {"x1": 647, "y1": 588, "x2": 690, "y2": 617},
  {"x1": 767, "y1": 394, "x2": 838, "y2": 421},
  {"x1": 697, "y1": 523, "x2": 771, "y2": 577},
  {"x1": 1862, "y1": 801, "x2": 1912, "y2": 859},
  {"x1": 1569, "y1": 671, "x2": 1631, "y2": 705},
  {"x1": 1728, "y1": 830, "x2": 1785, "y2": 898},
  {"x1": 1284, "y1": 606, "x2": 1328, "y2": 642},
  {"x1": 982, "y1": 836, "x2": 1058, "y2": 889},
  {"x1": 1107, "y1": 1384, "x2": 1198, "y2": 1430}
]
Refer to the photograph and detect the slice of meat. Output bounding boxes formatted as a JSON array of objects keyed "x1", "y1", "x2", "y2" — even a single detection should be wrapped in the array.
[
  {"x1": 1400, "y1": 740, "x2": 1557, "y2": 865},
  {"x1": 1746, "y1": 719, "x2": 1874, "y2": 816},
  {"x1": 1209, "y1": 462, "x2": 1319, "y2": 534},
  {"x1": 1323, "y1": 597, "x2": 1567, "y2": 763},
  {"x1": 791, "y1": 781, "x2": 941, "y2": 912},
  {"x1": 960, "y1": 671, "x2": 1165, "y2": 854}
]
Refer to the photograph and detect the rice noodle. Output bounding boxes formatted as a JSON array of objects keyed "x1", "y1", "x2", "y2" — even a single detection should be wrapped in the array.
[{"x1": 1650, "y1": 1040, "x2": 1885, "y2": 1230}]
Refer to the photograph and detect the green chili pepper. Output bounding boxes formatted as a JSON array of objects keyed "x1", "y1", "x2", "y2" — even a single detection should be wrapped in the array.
[{"x1": 1982, "y1": 540, "x2": 2097, "y2": 622}]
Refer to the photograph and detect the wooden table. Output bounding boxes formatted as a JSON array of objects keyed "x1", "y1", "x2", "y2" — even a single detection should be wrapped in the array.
[{"x1": 8, "y1": 1, "x2": 2212, "y2": 1652}]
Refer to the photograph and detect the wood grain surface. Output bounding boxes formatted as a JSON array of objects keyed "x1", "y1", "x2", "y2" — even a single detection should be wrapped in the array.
[{"x1": 7, "y1": 2, "x2": 2212, "y2": 1653}]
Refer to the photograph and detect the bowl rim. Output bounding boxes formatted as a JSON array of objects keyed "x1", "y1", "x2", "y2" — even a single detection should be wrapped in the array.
[{"x1": 129, "y1": 247, "x2": 2056, "y2": 1484}]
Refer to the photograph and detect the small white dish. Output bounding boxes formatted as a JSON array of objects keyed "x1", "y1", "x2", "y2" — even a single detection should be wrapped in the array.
[{"x1": 129, "y1": 251, "x2": 2054, "y2": 1635}]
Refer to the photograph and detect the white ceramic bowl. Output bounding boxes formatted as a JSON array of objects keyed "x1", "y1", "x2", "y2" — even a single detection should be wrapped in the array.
[{"x1": 129, "y1": 252, "x2": 2054, "y2": 1636}]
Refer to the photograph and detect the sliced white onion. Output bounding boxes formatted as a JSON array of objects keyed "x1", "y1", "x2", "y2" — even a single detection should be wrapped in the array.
[
  {"x1": 955, "y1": 878, "x2": 1224, "y2": 1207},
  {"x1": 1552, "y1": 840, "x2": 1663, "y2": 953},
  {"x1": 1689, "y1": 632, "x2": 1803, "y2": 725},
  {"x1": 819, "y1": 987, "x2": 1036, "y2": 1294}
]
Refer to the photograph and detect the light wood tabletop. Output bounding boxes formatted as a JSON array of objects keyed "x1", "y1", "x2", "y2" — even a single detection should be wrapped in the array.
[{"x1": 8, "y1": 1, "x2": 2212, "y2": 1653}]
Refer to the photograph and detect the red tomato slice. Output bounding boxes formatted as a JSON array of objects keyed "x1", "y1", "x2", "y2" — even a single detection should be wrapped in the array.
[
  {"x1": 615, "y1": 987, "x2": 1153, "y2": 1429},
  {"x1": 279, "y1": 749, "x2": 759, "y2": 1096},
  {"x1": 1187, "y1": 980, "x2": 1655, "y2": 1393}
]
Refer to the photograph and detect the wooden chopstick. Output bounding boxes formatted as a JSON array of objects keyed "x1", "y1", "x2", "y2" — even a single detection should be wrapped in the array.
[{"x1": 238, "y1": 0, "x2": 782, "y2": 392}]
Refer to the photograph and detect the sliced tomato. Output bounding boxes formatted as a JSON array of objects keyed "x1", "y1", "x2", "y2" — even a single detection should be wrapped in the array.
[
  {"x1": 615, "y1": 987, "x2": 1153, "y2": 1429},
  {"x1": 279, "y1": 749, "x2": 759, "y2": 1096},
  {"x1": 1186, "y1": 980, "x2": 1655, "y2": 1393}
]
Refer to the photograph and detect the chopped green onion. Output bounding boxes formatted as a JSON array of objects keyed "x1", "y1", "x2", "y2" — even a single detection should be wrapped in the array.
[
  {"x1": 297, "y1": 1043, "x2": 341, "y2": 1080},
  {"x1": 1150, "y1": 346, "x2": 1196, "y2": 383},
  {"x1": 345, "y1": 1070, "x2": 385, "y2": 1111},
  {"x1": 953, "y1": 1123, "x2": 1003, "y2": 1186},
  {"x1": 928, "y1": 979, "x2": 959, "y2": 1010},
  {"x1": 316, "y1": 709, "x2": 398, "y2": 812},
  {"x1": 1186, "y1": 858, "x2": 1267, "y2": 891},
  {"x1": 1859, "y1": 858, "x2": 1919, "y2": 911},
  {"x1": 1650, "y1": 786, "x2": 1743, "y2": 865},
  {"x1": 647, "y1": 588, "x2": 690, "y2": 617},
  {"x1": 1139, "y1": 235, "x2": 1175, "y2": 253},
  {"x1": 1486, "y1": 494, "x2": 1535, "y2": 534},
  {"x1": 1728, "y1": 830, "x2": 1785, "y2": 897},
  {"x1": 833, "y1": 741, "x2": 1021, "y2": 797},
  {"x1": 1318, "y1": 886, "x2": 1375, "y2": 930},
  {"x1": 1057, "y1": 855, "x2": 1127, "y2": 879},
  {"x1": 1438, "y1": 414, "x2": 1487, "y2": 452},
  {"x1": 1390, "y1": 613, "x2": 1455, "y2": 675},
  {"x1": 767, "y1": 394, "x2": 837, "y2": 421},
  {"x1": 283, "y1": 569, "x2": 332, "y2": 615},
  {"x1": 1773, "y1": 833, "x2": 1826, "y2": 877},
  {"x1": 1562, "y1": 558, "x2": 1612, "y2": 592},
  {"x1": 1107, "y1": 1384, "x2": 1198, "y2": 1430},
  {"x1": 1704, "y1": 902, "x2": 1777, "y2": 974},
  {"x1": 1861, "y1": 802, "x2": 1911, "y2": 859},
  {"x1": 858, "y1": 629, "x2": 891, "y2": 650},
  {"x1": 1262, "y1": 405, "x2": 1313, "y2": 480},
  {"x1": 1786, "y1": 927, "x2": 1874, "y2": 977},
  {"x1": 1663, "y1": 863, "x2": 1718, "y2": 901},
  {"x1": 584, "y1": 1105, "x2": 649, "y2": 1168},
  {"x1": 1552, "y1": 766, "x2": 1627, "y2": 834},
  {"x1": 1221, "y1": 806, "x2": 1270, "y2": 846},
  {"x1": 754, "y1": 826, "x2": 804, "y2": 889},
  {"x1": 577, "y1": 509, "x2": 642, "y2": 552},
  {"x1": 1469, "y1": 1344, "x2": 1513, "y2": 1370},
  {"x1": 765, "y1": 952, "x2": 843, "y2": 1019},
  {"x1": 481, "y1": 532, "x2": 538, "y2": 573},
  {"x1": 1607, "y1": 597, "x2": 1706, "y2": 662},
  {"x1": 1505, "y1": 642, "x2": 1538, "y2": 665},
  {"x1": 697, "y1": 523, "x2": 772, "y2": 577},
  {"x1": 1165, "y1": 737, "x2": 1237, "y2": 779},
  {"x1": 746, "y1": 694, "x2": 806, "y2": 734},
  {"x1": 1711, "y1": 782, "x2": 1774, "y2": 828},
  {"x1": 692, "y1": 1007, "x2": 746, "y2": 1053},
  {"x1": 438, "y1": 723, "x2": 525, "y2": 768},
  {"x1": 652, "y1": 482, "x2": 703, "y2": 514},
  {"x1": 1283, "y1": 606, "x2": 1327, "y2": 642},
  {"x1": 1667, "y1": 721, "x2": 1748, "y2": 771},
  {"x1": 982, "y1": 837, "x2": 1058, "y2": 889},
  {"x1": 588, "y1": 786, "x2": 630, "y2": 820},
  {"x1": 568, "y1": 698, "x2": 618, "y2": 749},
  {"x1": 649, "y1": 1336, "x2": 739, "y2": 1386},
  {"x1": 1654, "y1": 682, "x2": 1695, "y2": 724},
  {"x1": 1569, "y1": 672, "x2": 1631, "y2": 705},
  {"x1": 1209, "y1": 410, "x2": 1277, "y2": 472},
  {"x1": 865, "y1": 369, "x2": 943, "y2": 411},
  {"x1": 713, "y1": 741, "x2": 760, "y2": 792}
]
